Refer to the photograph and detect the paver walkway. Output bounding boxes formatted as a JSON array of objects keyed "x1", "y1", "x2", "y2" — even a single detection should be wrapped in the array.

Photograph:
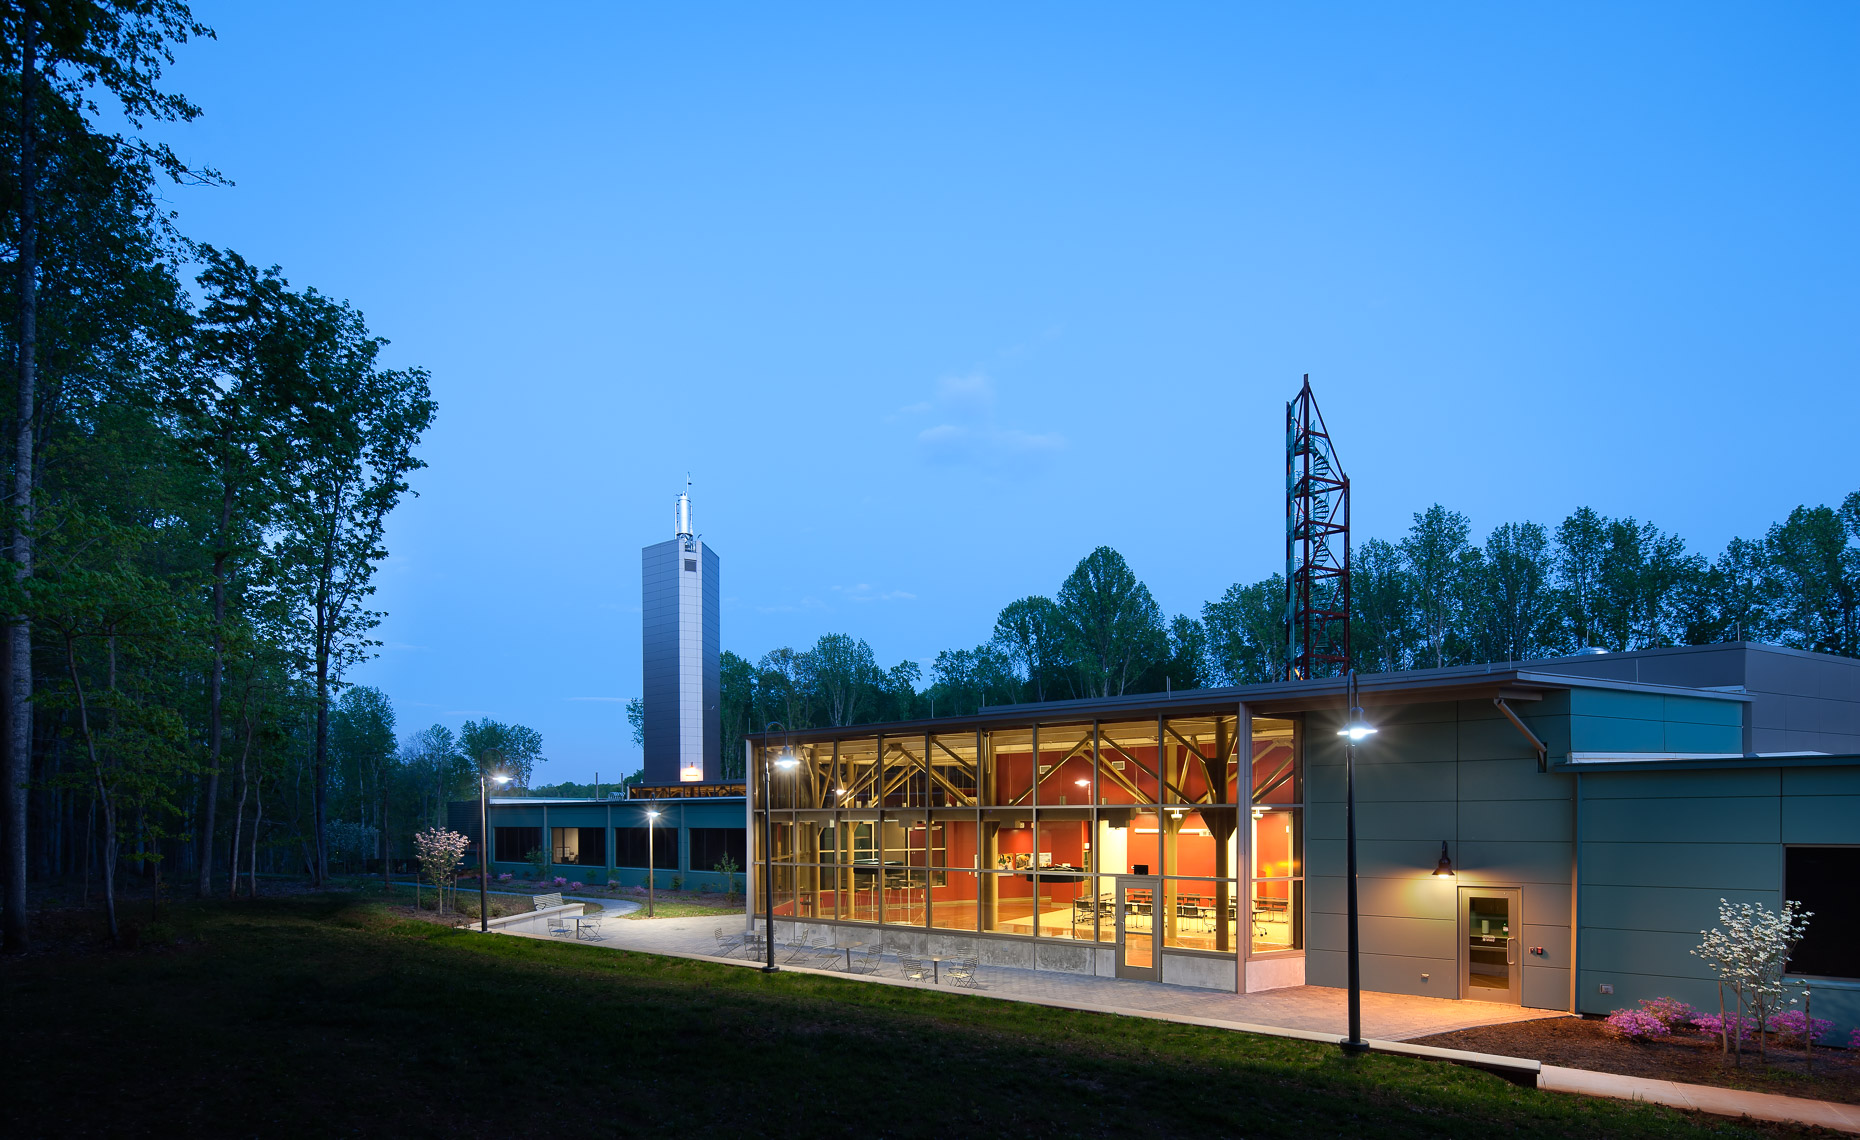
[
  {"x1": 526, "y1": 912, "x2": 1553, "y2": 1040},
  {"x1": 504, "y1": 915, "x2": 1860, "y2": 1132},
  {"x1": 1540, "y1": 1065, "x2": 1860, "y2": 1134}
]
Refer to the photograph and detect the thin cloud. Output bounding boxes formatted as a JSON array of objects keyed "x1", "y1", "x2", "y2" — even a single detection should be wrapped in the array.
[{"x1": 909, "y1": 372, "x2": 1064, "y2": 470}]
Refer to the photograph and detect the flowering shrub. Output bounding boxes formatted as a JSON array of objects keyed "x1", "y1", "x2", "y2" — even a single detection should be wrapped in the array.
[
  {"x1": 412, "y1": 827, "x2": 473, "y2": 915},
  {"x1": 552, "y1": 876, "x2": 568, "y2": 888},
  {"x1": 1603, "y1": 1009, "x2": 1668, "y2": 1041},
  {"x1": 1766, "y1": 1010, "x2": 1835, "y2": 1044},
  {"x1": 1636, "y1": 997, "x2": 1695, "y2": 1031},
  {"x1": 1690, "y1": 1014, "x2": 1760, "y2": 1041},
  {"x1": 567, "y1": 882, "x2": 584, "y2": 891},
  {"x1": 496, "y1": 872, "x2": 513, "y2": 882},
  {"x1": 1851, "y1": 1027, "x2": 1860, "y2": 1050}
]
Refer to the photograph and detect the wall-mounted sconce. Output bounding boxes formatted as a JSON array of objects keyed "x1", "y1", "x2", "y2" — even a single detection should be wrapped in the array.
[{"x1": 1432, "y1": 841, "x2": 1455, "y2": 878}]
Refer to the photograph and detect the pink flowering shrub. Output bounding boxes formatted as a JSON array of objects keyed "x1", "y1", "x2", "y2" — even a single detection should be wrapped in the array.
[
  {"x1": 1690, "y1": 1014, "x2": 1760, "y2": 1040},
  {"x1": 1765, "y1": 1010, "x2": 1835, "y2": 1044},
  {"x1": 1850, "y1": 1028, "x2": 1860, "y2": 1050},
  {"x1": 1603, "y1": 1009, "x2": 1667, "y2": 1041},
  {"x1": 1637, "y1": 997, "x2": 1695, "y2": 1031},
  {"x1": 496, "y1": 872, "x2": 513, "y2": 882},
  {"x1": 567, "y1": 881, "x2": 584, "y2": 891}
]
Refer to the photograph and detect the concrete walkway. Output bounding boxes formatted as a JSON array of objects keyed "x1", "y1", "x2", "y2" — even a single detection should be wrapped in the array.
[
  {"x1": 529, "y1": 912, "x2": 1554, "y2": 1040},
  {"x1": 1540, "y1": 1065, "x2": 1860, "y2": 1134}
]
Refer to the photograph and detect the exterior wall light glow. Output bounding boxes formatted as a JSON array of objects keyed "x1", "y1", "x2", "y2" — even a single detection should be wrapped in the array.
[
  {"x1": 774, "y1": 747, "x2": 800, "y2": 771},
  {"x1": 1433, "y1": 841, "x2": 1454, "y2": 878}
]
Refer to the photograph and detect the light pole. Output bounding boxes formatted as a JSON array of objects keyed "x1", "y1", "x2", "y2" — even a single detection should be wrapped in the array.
[
  {"x1": 478, "y1": 770, "x2": 513, "y2": 932},
  {"x1": 1337, "y1": 668, "x2": 1377, "y2": 1052},
  {"x1": 646, "y1": 806, "x2": 662, "y2": 917},
  {"x1": 760, "y1": 722, "x2": 799, "y2": 973}
]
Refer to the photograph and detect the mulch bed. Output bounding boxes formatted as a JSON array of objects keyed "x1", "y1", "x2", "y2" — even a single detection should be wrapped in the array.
[{"x1": 1412, "y1": 1016, "x2": 1860, "y2": 1105}]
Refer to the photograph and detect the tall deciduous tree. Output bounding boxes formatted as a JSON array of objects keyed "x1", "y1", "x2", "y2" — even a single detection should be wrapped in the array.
[
  {"x1": 457, "y1": 718, "x2": 543, "y2": 788},
  {"x1": 1474, "y1": 521, "x2": 1557, "y2": 664},
  {"x1": 267, "y1": 284, "x2": 433, "y2": 884},
  {"x1": 1203, "y1": 574, "x2": 1284, "y2": 685},
  {"x1": 329, "y1": 684, "x2": 394, "y2": 884},
  {"x1": 1401, "y1": 504, "x2": 1477, "y2": 670},
  {"x1": 1555, "y1": 506, "x2": 1610, "y2": 650},
  {"x1": 990, "y1": 595, "x2": 1064, "y2": 703},
  {"x1": 2, "y1": 0, "x2": 211, "y2": 952},
  {"x1": 1765, "y1": 497, "x2": 1860, "y2": 657},
  {"x1": 1056, "y1": 546, "x2": 1164, "y2": 698},
  {"x1": 1349, "y1": 540, "x2": 1411, "y2": 673},
  {"x1": 808, "y1": 632, "x2": 878, "y2": 727}
]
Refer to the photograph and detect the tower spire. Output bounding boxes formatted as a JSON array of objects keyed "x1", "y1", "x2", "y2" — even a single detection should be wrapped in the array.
[{"x1": 675, "y1": 475, "x2": 693, "y2": 542}]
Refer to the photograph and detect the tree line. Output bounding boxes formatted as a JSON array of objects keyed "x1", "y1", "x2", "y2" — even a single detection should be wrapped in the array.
[
  {"x1": 0, "y1": 1, "x2": 448, "y2": 948},
  {"x1": 714, "y1": 496, "x2": 1859, "y2": 771}
]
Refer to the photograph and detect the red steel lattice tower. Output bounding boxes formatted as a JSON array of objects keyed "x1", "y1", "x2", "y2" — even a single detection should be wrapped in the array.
[{"x1": 1285, "y1": 375, "x2": 1351, "y2": 681}]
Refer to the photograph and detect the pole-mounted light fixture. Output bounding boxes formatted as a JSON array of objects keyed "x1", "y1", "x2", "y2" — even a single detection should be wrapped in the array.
[
  {"x1": 1432, "y1": 841, "x2": 1455, "y2": 878},
  {"x1": 1339, "y1": 668, "x2": 1371, "y2": 1056},
  {"x1": 478, "y1": 772, "x2": 514, "y2": 932}
]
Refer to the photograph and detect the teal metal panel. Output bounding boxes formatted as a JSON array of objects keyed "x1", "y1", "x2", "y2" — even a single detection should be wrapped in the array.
[
  {"x1": 1662, "y1": 695, "x2": 1743, "y2": 726},
  {"x1": 1583, "y1": 795, "x2": 1778, "y2": 843},
  {"x1": 1521, "y1": 883, "x2": 1572, "y2": 928},
  {"x1": 1306, "y1": 910, "x2": 1457, "y2": 961},
  {"x1": 1455, "y1": 716, "x2": 1539, "y2": 762},
  {"x1": 1580, "y1": 769, "x2": 1781, "y2": 799},
  {"x1": 1307, "y1": 837, "x2": 1456, "y2": 879},
  {"x1": 1571, "y1": 688, "x2": 1666, "y2": 720},
  {"x1": 1580, "y1": 884, "x2": 1778, "y2": 934},
  {"x1": 1781, "y1": 766, "x2": 1860, "y2": 796},
  {"x1": 1582, "y1": 926, "x2": 1717, "y2": 979},
  {"x1": 1662, "y1": 720, "x2": 1742, "y2": 754},
  {"x1": 1351, "y1": 801, "x2": 1458, "y2": 843},
  {"x1": 1353, "y1": 760, "x2": 1459, "y2": 802},
  {"x1": 1583, "y1": 841, "x2": 1781, "y2": 891},
  {"x1": 1458, "y1": 797, "x2": 1570, "y2": 843},
  {"x1": 1306, "y1": 873, "x2": 1459, "y2": 921},
  {"x1": 1457, "y1": 757, "x2": 1568, "y2": 801},
  {"x1": 1571, "y1": 715, "x2": 1666, "y2": 753},
  {"x1": 1455, "y1": 841, "x2": 1571, "y2": 885},
  {"x1": 1780, "y1": 795, "x2": 1860, "y2": 843}
]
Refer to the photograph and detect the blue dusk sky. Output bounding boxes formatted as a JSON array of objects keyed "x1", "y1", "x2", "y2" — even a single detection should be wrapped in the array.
[{"x1": 149, "y1": 3, "x2": 1858, "y2": 784}]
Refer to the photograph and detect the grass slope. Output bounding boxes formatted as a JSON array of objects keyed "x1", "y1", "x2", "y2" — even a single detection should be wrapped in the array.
[{"x1": 2, "y1": 893, "x2": 1822, "y2": 1138}]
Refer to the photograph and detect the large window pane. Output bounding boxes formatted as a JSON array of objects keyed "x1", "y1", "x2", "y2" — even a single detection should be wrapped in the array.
[
  {"x1": 1097, "y1": 720, "x2": 1161, "y2": 804},
  {"x1": 882, "y1": 868, "x2": 926, "y2": 926},
  {"x1": 1251, "y1": 879, "x2": 1302, "y2": 951},
  {"x1": 930, "y1": 732, "x2": 979, "y2": 806},
  {"x1": 1035, "y1": 723, "x2": 1094, "y2": 805},
  {"x1": 1253, "y1": 809, "x2": 1301, "y2": 878},
  {"x1": 1098, "y1": 809, "x2": 1160, "y2": 876},
  {"x1": 987, "y1": 727, "x2": 1035, "y2": 807},
  {"x1": 837, "y1": 737, "x2": 881, "y2": 809},
  {"x1": 1162, "y1": 878, "x2": 1237, "y2": 951},
  {"x1": 1164, "y1": 715, "x2": 1240, "y2": 805},
  {"x1": 1251, "y1": 717, "x2": 1299, "y2": 806},
  {"x1": 935, "y1": 812, "x2": 981, "y2": 870},
  {"x1": 1036, "y1": 871, "x2": 1097, "y2": 940},
  {"x1": 931, "y1": 870, "x2": 981, "y2": 932},
  {"x1": 881, "y1": 734, "x2": 925, "y2": 808},
  {"x1": 982, "y1": 870, "x2": 1035, "y2": 935}
]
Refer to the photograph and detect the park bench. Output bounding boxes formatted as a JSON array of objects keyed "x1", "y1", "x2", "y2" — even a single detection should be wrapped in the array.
[{"x1": 531, "y1": 892, "x2": 564, "y2": 910}]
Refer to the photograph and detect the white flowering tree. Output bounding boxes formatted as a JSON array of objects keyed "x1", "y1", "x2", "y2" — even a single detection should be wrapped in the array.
[
  {"x1": 1692, "y1": 898, "x2": 1813, "y2": 1063},
  {"x1": 413, "y1": 828, "x2": 473, "y2": 915}
]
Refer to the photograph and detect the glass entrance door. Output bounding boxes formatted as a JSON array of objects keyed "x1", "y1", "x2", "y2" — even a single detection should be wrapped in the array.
[
  {"x1": 1459, "y1": 887, "x2": 1522, "y2": 1003},
  {"x1": 1115, "y1": 877, "x2": 1159, "y2": 980}
]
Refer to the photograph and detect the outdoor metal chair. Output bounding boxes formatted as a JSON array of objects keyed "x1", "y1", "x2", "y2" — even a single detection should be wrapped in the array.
[
  {"x1": 547, "y1": 911, "x2": 574, "y2": 937},
  {"x1": 783, "y1": 929, "x2": 823, "y2": 964},
  {"x1": 848, "y1": 947, "x2": 883, "y2": 975},
  {"x1": 899, "y1": 956, "x2": 929, "y2": 982},
  {"x1": 945, "y1": 956, "x2": 980, "y2": 989},
  {"x1": 714, "y1": 927, "x2": 745, "y2": 955},
  {"x1": 808, "y1": 943, "x2": 843, "y2": 969},
  {"x1": 575, "y1": 915, "x2": 605, "y2": 941}
]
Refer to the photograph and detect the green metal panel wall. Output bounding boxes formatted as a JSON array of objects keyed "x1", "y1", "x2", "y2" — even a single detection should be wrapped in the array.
[
  {"x1": 1576, "y1": 764, "x2": 1860, "y2": 1039},
  {"x1": 1306, "y1": 695, "x2": 1573, "y2": 1011},
  {"x1": 1568, "y1": 689, "x2": 1741, "y2": 754},
  {"x1": 480, "y1": 799, "x2": 747, "y2": 890}
]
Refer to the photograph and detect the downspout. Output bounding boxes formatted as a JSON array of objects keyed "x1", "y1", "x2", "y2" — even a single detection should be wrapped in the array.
[{"x1": 1569, "y1": 770, "x2": 1581, "y2": 1015}]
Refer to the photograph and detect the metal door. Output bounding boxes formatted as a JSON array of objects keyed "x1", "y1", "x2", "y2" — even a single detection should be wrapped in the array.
[
  {"x1": 1459, "y1": 887, "x2": 1522, "y2": 1003},
  {"x1": 1115, "y1": 877, "x2": 1160, "y2": 980}
]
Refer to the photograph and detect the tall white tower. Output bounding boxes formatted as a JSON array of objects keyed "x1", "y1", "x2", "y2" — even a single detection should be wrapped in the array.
[{"x1": 641, "y1": 479, "x2": 721, "y2": 784}]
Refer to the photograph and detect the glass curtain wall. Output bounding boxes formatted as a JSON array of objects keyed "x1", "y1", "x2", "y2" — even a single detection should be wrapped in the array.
[
  {"x1": 752, "y1": 710, "x2": 1294, "y2": 961},
  {"x1": 1249, "y1": 717, "x2": 1303, "y2": 953}
]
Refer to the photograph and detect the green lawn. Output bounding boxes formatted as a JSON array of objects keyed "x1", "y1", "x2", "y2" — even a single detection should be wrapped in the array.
[{"x1": 3, "y1": 892, "x2": 1816, "y2": 1138}]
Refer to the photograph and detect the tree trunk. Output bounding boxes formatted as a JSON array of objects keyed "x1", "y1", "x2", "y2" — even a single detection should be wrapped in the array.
[
  {"x1": 4, "y1": 3, "x2": 41, "y2": 955},
  {"x1": 198, "y1": 485, "x2": 233, "y2": 896},
  {"x1": 63, "y1": 637, "x2": 117, "y2": 942},
  {"x1": 247, "y1": 765, "x2": 262, "y2": 898},
  {"x1": 312, "y1": 596, "x2": 329, "y2": 885}
]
